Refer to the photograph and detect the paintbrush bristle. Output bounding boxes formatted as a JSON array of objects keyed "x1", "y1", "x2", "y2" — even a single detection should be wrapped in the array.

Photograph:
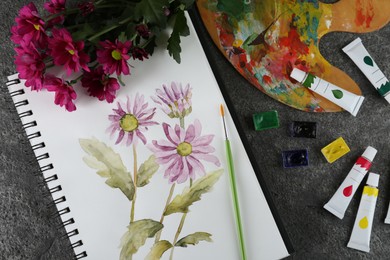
[{"x1": 220, "y1": 104, "x2": 225, "y2": 117}]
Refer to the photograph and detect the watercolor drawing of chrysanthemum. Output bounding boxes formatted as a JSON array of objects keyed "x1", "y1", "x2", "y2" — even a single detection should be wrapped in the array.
[
  {"x1": 149, "y1": 119, "x2": 220, "y2": 184},
  {"x1": 152, "y1": 82, "x2": 192, "y2": 119},
  {"x1": 107, "y1": 94, "x2": 158, "y2": 146}
]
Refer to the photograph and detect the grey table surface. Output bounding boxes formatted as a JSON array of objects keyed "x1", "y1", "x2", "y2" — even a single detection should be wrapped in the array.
[{"x1": 1, "y1": 0, "x2": 390, "y2": 259}]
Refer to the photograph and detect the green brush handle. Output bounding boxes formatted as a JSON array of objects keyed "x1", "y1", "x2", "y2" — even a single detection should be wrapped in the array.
[{"x1": 225, "y1": 139, "x2": 247, "y2": 260}]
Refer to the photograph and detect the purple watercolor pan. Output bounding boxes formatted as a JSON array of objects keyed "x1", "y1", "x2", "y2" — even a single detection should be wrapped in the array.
[{"x1": 282, "y1": 149, "x2": 309, "y2": 168}]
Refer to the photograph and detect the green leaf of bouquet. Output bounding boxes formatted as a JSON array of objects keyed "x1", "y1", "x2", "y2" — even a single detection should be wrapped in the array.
[
  {"x1": 164, "y1": 169, "x2": 223, "y2": 216},
  {"x1": 137, "y1": 155, "x2": 159, "y2": 187},
  {"x1": 143, "y1": 35, "x2": 157, "y2": 56},
  {"x1": 145, "y1": 240, "x2": 173, "y2": 260},
  {"x1": 71, "y1": 23, "x2": 94, "y2": 42},
  {"x1": 167, "y1": 9, "x2": 189, "y2": 63},
  {"x1": 79, "y1": 138, "x2": 135, "y2": 201},
  {"x1": 120, "y1": 219, "x2": 164, "y2": 259},
  {"x1": 175, "y1": 232, "x2": 213, "y2": 247},
  {"x1": 134, "y1": 0, "x2": 169, "y2": 26}
]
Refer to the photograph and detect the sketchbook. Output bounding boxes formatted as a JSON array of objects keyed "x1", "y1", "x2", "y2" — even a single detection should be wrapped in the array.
[{"x1": 6, "y1": 12, "x2": 292, "y2": 260}]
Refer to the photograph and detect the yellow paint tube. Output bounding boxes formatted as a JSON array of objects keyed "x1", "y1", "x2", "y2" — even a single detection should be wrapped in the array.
[{"x1": 347, "y1": 172, "x2": 379, "y2": 252}]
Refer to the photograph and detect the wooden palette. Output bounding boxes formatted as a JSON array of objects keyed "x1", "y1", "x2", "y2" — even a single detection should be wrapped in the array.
[{"x1": 196, "y1": 0, "x2": 390, "y2": 112}]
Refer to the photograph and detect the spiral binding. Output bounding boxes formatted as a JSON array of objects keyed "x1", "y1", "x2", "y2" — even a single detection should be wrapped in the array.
[{"x1": 6, "y1": 77, "x2": 87, "y2": 259}]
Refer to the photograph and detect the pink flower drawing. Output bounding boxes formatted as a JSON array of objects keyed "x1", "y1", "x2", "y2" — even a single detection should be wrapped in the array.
[
  {"x1": 108, "y1": 94, "x2": 158, "y2": 146},
  {"x1": 152, "y1": 82, "x2": 192, "y2": 119},
  {"x1": 14, "y1": 36, "x2": 47, "y2": 91},
  {"x1": 81, "y1": 66, "x2": 120, "y2": 103},
  {"x1": 11, "y1": 2, "x2": 46, "y2": 48},
  {"x1": 48, "y1": 28, "x2": 90, "y2": 76},
  {"x1": 150, "y1": 120, "x2": 220, "y2": 184},
  {"x1": 44, "y1": 74, "x2": 77, "y2": 112},
  {"x1": 97, "y1": 39, "x2": 132, "y2": 76}
]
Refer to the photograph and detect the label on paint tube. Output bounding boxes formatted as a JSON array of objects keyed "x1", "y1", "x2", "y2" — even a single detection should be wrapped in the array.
[
  {"x1": 347, "y1": 173, "x2": 380, "y2": 253},
  {"x1": 323, "y1": 146, "x2": 377, "y2": 219},
  {"x1": 343, "y1": 37, "x2": 390, "y2": 104},
  {"x1": 290, "y1": 68, "x2": 364, "y2": 117}
]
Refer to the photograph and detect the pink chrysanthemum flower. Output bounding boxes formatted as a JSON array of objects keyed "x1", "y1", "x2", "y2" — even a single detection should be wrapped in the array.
[
  {"x1": 131, "y1": 47, "x2": 149, "y2": 61},
  {"x1": 44, "y1": 74, "x2": 77, "y2": 112},
  {"x1": 78, "y1": 1, "x2": 95, "y2": 16},
  {"x1": 149, "y1": 120, "x2": 220, "y2": 184},
  {"x1": 97, "y1": 40, "x2": 132, "y2": 75},
  {"x1": 152, "y1": 82, "x2": 192, "y2": 119},
  {"x1": 48, "y1": 28, "x2": 90, "y2": 76},
  {"x1": 107, "y1": 94, "x2": 158, "y2": 146},
  {"x1": 11, "y1": 2, "x2": 46, "y2": 48},
  {"x1": 81, "y1": 66, "x2": 120, "y2": 103},
  {"x1": 14, "y1": 35, "x2": 47, "y2": 91},
  {"x1": 44, "y1": 0, "x2": 66, "y2": 25}
]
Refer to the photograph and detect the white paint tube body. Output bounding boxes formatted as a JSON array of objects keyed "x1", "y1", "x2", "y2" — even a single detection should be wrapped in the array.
[
  {"x1": 343, "y1": 37, "x2": 390, "y2": 103},
  {"x1": 347, "y1": 172, "x2": 380, "y2": 253},
  {"x1": 324, "y1": 146, "x2": 377, "y2": 219},
  {"x1": 290, "y1": 68, "x2": 364, "y2": 116}
]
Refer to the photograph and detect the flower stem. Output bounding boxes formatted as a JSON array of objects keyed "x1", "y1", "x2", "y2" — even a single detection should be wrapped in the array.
[
  {"x1": 154, "y1": 183, "x2": 176, "y2": 243},
  {"x1": 169, "y1": 180, "x2": 192, "y2": 260},
  {"x1": 88, "y1": 16, "x2": 133, "y2": 42},
  {"x1": 130, "y1": 144, "x2": 138, "y2": 223}
]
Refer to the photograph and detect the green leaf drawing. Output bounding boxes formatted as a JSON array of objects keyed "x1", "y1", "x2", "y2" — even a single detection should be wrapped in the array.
[
  {"x1": 134, "y1": 0, "x2": 169, "y2": 27},
  {"x1": 145, "y1": 240, "x2": 173, "y2": 260},
  {"x1": 175, "y1": 232, "x2": 213, "y2": 247},
  {"x1": 167, "y1": 9, "x2": 189, "y2": 63},
  {"x1": 79, "y1": 138, "x2": 135, "y2": 201},
  {"x1": 302, "y1": 73, "x2": 315, "y2": 88},
  {"x1": 332, "y1": 89, "x2": 344, "y2": 99},
  {"x1": 164, "y1": 169, "x2": 223, "y2": 216},
  {"x1": 364, "y1": 56, "x2": 374, "y2": 66},
  {"x1": 378, "y1": 81, "x2": 390, "y2": 96},
  {"x1": 120, "y1": 219, "x2": 163, "y2": 260},
  {"x1": 137, "y1": 155, "x2": 159, "y2": 187}
]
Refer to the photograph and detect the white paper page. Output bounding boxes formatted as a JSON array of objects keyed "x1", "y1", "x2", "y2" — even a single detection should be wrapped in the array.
[{"x1": 7, "y1": 15, "x2": 289, "y2": 260}]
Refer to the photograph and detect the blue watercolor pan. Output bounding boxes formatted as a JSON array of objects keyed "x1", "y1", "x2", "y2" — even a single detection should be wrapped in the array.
[{"x1": 282, "y1": 149, "x2": 309, "y2": 168}]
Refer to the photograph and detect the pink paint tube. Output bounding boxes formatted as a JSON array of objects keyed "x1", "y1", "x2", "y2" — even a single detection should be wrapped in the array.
[{"x1": 324, "y1": 146, "x2": 377, "y2": 219}]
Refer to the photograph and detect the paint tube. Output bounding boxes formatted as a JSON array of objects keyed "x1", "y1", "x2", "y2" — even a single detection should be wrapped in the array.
[
  {"x1": 347, "y1": 172, "x2": 380, "y2": 252},
  {"x1": 290, "y1": 68, "x2": 365, "y2": 116},
  {"x1": 384, "y1": 203, "x2": 390, "y2": 224},
  {"x1": 323, "y1": 146, "x2": 377, "y2": 219},
  {"x1": 343, "y1": 37, "x2": 390, "y2": 104}
]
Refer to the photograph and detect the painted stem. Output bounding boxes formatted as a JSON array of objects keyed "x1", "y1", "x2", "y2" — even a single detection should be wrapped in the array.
[
  {"x1": 169, "y1": 179, "x2": 192, "y2": 260},
  {"x1": 154, "y1": 183, "x2": 176, "y2": 243},
  {"x1": 130, "y1": 145, "x2": 138, "y2": 223}
]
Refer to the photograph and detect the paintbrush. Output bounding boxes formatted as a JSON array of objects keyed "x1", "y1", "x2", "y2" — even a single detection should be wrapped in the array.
[{"x1": 220, "y1": 104, "x2": 247, "y2": 260}]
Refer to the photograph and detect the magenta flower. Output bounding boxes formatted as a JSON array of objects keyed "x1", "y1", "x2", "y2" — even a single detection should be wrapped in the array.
[
  {"x1": 14, "y1": 36, "x2": 47, "y2": 91},
  {"x1": 152, "y1": 82, "x2": 192, "y2": 119},
  {"x1": 44, "y1": 0, "x2": 66, "y2": 25},
  {"x1": 131, "y1": 47, "x2": 149, "y2": 61},
  {"x1": 44, "y1": 75, "x2": 77, "y2": 112},
  {"x1": 97, "y1": 40, "x2": 132, "y2": 75},
  {"x1": 81, "y1": 66, "x2": 120, "y2": 103},
  {"x1": 107, "y1": 94, "x2": 158, "y2": 146},
  {"x1": 11, "y1": 3, "x2": 46, "y2": 48},
  {"x1": 78, "y1": 1, "x2": 95, "y2": 16},
  {"x1": 149, "y1": 120, "x2": 220, "y2": 184},
  {"x1": 48, "y1": 28, "x2": 90, "y2": 76}
]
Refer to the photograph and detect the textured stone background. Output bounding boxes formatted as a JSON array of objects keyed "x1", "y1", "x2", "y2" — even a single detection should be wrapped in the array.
[{"x1": 1, "y1": 0, "x2": 390, "y2": 259}]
